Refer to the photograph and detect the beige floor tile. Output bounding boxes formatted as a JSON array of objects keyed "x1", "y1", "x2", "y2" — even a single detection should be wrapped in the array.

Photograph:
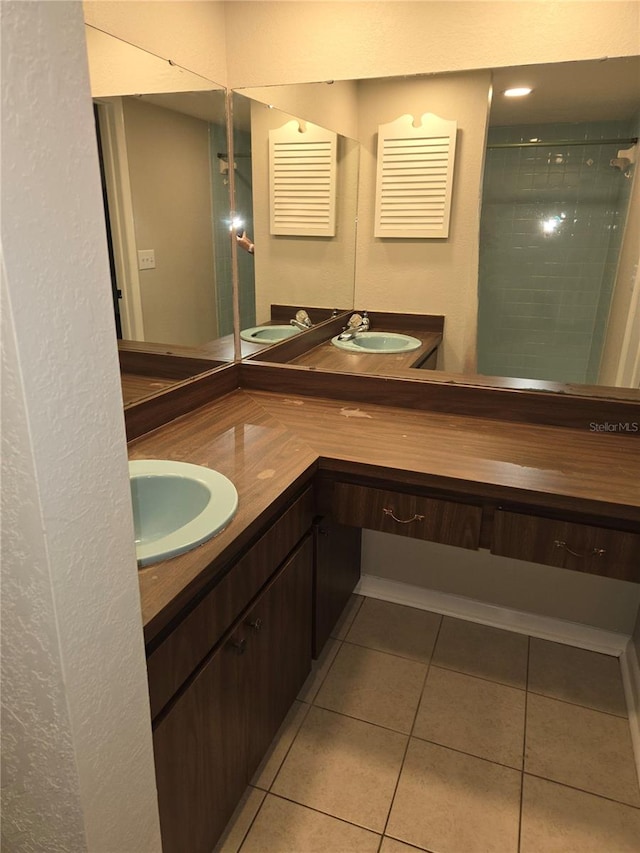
[
  {"x1": 213, "y1": 786, "x2": 266, "y2": 853},
  {"x1": 386, "y1": 739, "x2": 521, "y2": 853},
  {"x1": 251, "y1": 701, "x2": 310, "y2": 790},
  {"x1": 271, "y1": 705, "x2": 407, "y2": 833},
  {"x1": 380, "y1": 838, "x2": 428, "y2": 853},
  {"x1": 240, "y1": 794, "x2": 381, "y2": 853},
  {"x1": 520, "y1": 775, "x2": 640, "y2": 853},
  {"x1": 298, "y1": 638, "x2": 341, "y2": 703},
  {"x1": 345, "y1": 597, "x2": 441, "y2": 663},
  {"x1": 528, "y1": 638, "x2": 627, "y2": 716},
  {"x1": 413, "y1": 666, "x2": 525, "y2": 768},
  {"x1": 330, "y1": 594, "x2": 364, "y2": 640},
  {"x1": 525, "y1": 693, "x2": 640, "y2": 807},
  {"x1": 432, "y1": 617, "x2": 528, "y2": 688},
  {"x1": 315, "y1": 642, "x2": 427, "y2": 733}
]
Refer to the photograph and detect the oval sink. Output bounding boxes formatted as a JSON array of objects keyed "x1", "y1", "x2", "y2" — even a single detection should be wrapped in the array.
[
  {"x1": 240, "y1": 325, "x2": 301, "y2": 343},
  {"x1": 331, "y1": 331, "x2": 422, "y2": 353},
  {"x1": 129, "y1": 460, "x2": 238, "y2": 566}
]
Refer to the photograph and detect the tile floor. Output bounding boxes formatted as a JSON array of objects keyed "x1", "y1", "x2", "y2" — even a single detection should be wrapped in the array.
[{"x1": 215, "y1": 595, "x2": 640, "y2": 853}]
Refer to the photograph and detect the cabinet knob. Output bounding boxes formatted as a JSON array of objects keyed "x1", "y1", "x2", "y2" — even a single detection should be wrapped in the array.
[
  {"x1": 383, "y1": 507, "x2": 425, "y2": 525},
  {"x1": 553, "y1": 540, "x2": 606, "y2": 559},
  {"x1": 246, "y1": 618, "x2": 262, "y2": 632},
  {"x1": 229, "y1": 637, "x2": 247, "y2": 655}
]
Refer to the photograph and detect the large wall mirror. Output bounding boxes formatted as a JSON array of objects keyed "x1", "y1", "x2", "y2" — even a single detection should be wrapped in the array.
[
  {"x1": 85, "y1": 26, "x2": 234, "y2": 406},
  {"x1": 233, "y1": 56, "x2": 640, "y2": 396},
  {"x1": 231, "y1": 84, "x2": 359, "y2": 352}
]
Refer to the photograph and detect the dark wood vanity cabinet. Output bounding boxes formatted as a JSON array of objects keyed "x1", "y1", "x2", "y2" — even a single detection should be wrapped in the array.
[
  {"x1": 147, "y1": 485, "x2": 315, "y2": 853},
  {"x1": 313, "y1": 516, "x2": 362, "y2": 657},
  {"x1": 493, "y1": 510, "x2": 640, "y2": 583},
  {"x1": 332, "y1": 482, "x2": 482, "y2": 550},
  {"x1": 152, "y1": 536, "x2": 313, "y2": 853}
]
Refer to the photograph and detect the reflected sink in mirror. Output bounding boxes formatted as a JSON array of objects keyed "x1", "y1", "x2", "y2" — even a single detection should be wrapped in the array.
[
  {"x1": 240, "y1": 325, "x2": 302, "y2": 343},
  {"x1": 129, "y1": 460, "x2": 238, "y2": 566},
  {"x1": 331, "y1": 332, "x2": 422, "y2": 354}
]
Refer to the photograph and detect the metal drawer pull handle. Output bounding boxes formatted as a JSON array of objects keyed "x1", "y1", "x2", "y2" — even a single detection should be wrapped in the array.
[
  {"x1": 383, "y1": 507, "x2": 425, "y2": 525},
  {"x1": 553, "y1": 540, "x2": 606, "y2": 559}
]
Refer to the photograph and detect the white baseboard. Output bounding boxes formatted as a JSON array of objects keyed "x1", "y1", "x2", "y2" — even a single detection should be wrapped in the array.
[
  {"x1": 355, "y1": 573, "x2": 639, "y2": 786},
  {"x1": 621, "y1": 639, "x2": 640, "y2": 782},
  {"x1": 355, "y1": 573, "x2": 630, "y2": 656}
]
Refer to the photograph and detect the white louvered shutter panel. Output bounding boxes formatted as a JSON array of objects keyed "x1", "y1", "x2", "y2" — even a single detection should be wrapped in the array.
[
  {"x1": 269, "y1": 121, "x2": 337, "y2": 236},
  {"x1": 374, "y1": 113, "x2": 457, "y2": 238}
]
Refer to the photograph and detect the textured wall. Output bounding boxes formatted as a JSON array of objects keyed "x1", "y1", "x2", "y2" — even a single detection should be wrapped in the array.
[
  {"x1": 224, "y1": 1, "x2": 640, "y2": 88},
  {"x1": 84, "y1": 0, "x2": 228, "y2": 85},
  {"x1": 1, "y1": 2, "x2": 161, "y2": 850}
]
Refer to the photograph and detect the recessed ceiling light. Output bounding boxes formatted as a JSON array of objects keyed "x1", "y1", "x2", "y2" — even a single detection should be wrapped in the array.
[{"x1": 503, "y1": 87, "x2": 533, "y2": 97}]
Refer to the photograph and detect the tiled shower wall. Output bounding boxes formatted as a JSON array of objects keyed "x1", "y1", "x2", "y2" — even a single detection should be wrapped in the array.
[{"x1": 478, "y1": 121, "x2": 635, "y2": 384}]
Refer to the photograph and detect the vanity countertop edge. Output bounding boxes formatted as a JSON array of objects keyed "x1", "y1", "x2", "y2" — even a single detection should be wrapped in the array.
[{"x1": 130, "y1": 388, "x2": 640, "y2": 645}]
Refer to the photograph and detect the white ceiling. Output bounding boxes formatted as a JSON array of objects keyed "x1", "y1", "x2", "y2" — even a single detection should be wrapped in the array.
[{"x1": 490, "y1": 56, "x2": 640, "y2": 125}]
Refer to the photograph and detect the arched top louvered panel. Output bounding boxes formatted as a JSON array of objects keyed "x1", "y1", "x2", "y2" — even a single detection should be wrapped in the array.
[
  {"x1": 374, "y1": 113, "x2": 457, "y2": 239},
  {"x1": 269, "y1": 121, "x2": 337, "y2": 236}
]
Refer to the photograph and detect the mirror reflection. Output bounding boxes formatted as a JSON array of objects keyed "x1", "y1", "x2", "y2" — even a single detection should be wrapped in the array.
[
  {"x1": 231, "y1": 88, "x2": 359, "y2": 352},
  {"x1": 85, "y1": 26, "x2": 234, "y2": 406},
  {"x1": 234, "y1": 57, "x2": 639, "y2": 394}
]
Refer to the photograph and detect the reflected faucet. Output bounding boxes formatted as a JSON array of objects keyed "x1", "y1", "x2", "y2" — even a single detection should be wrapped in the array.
[
  {"x1": 338, "y1": 311, "x2": 370, "y2": 341},
  {"x1": 290, "y1": 309, "x2": 313, "y2": 331}
]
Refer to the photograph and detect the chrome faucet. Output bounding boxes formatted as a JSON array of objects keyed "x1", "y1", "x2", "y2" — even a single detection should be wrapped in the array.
[
  {"x1": 290, "y1": 309, "x2": 313, "y2": 330},
  {"x1": 338, "y1": 311, "x2": 370, "y2": 341}
]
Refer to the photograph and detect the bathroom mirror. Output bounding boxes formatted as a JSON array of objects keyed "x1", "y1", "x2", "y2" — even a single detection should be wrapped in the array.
[
  {"x1": 231, "y1": 87, "x2": 359, "y2": 349},
  {"x1": 85, "y1": 26, "x2": 235, "y2": 405},
  {"x1": 234, "y1": 56, "x2": 640, "y2": 395}
]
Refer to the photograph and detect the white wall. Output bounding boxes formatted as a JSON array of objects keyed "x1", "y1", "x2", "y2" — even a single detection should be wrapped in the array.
[
  {"x1": 84, "y1": 0, "x2": 228, "y2": 85},
  {"x1": 363, "y1": 532, "x2": 640, "y2": 634},
  {"x1": 224, "y1": 1, "x2": 640, "y2": 88},
  {"x1": 1, "y1": 3, "x2": 161, "y2": 850}
]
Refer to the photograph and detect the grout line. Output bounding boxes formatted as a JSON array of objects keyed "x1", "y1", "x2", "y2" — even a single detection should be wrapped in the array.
[
  {"x1": 259, "y1": 701, "x2": 311, "y2": 794},
  {"x1": 525, "y1": 687, "x2": 630, "y2": 720},
  {"x1": 343, "y1": 637, "x2": 439, "y2": 667},
  {"x1": 518, "y1": 636, "x2": 531, "y2": 852},
  {"x1": 227, "y1": 786, "x2": 267, "y2": 853},
  {"x1": 264, "y1": 790, "x2": 385, "y2": 838},
  {"x1": 428, "y1": 661, "x2": 527, "y2": 692},
  {"x1": 408, "y1": 733, "x2": 524, "y2": 774},
  {"x1": 522, "y1": 771, "x2": 640, "y2": 812},
  {"x1": 379, "y1": 618, "x2": 445, "y2": 838}
]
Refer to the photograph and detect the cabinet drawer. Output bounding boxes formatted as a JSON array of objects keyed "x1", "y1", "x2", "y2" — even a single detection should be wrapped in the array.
[
  {"x1": 492, "y1": 510, "x2": 640, "y2": 582},
  {"x1": 333, "y1": 482, "x2": 481, "y2": 550},
  {"x1": 147, "y1": 486, "x2": 314, "y2": 719}
]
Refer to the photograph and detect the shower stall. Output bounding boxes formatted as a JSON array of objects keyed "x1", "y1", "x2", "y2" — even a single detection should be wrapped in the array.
[{"x1": 478, "y1": 120, "x2": 636, "y2": 384}]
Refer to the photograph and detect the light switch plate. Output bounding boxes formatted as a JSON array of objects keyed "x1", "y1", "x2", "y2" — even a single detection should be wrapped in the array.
[{"x1": 137, "y1": 249, "x2": 156, "y2": 270}]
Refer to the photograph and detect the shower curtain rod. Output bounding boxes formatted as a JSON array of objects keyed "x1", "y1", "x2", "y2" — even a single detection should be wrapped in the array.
[{"x1": 487, "y1": 137, "x2": 637, "y2": 150}]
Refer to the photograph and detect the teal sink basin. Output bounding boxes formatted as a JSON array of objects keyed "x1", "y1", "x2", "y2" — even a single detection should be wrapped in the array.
[
  {"x1": 331, "y1": 331, "x2": 422, "y2": 353},
  {"x1": 240, "y1": 325, "x2": 301, "y2": 343},
  {"x1": 129, "y1": 460, "x2": 238, "y2": 566}
]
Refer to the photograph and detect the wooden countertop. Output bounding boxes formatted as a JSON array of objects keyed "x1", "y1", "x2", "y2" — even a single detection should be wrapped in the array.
[
  {"x1": 290, "y1": 330, "x2": 441, "y2": 373},
  {"x1": 130, "y1": 388, "x2": 639, "y2": 644}
]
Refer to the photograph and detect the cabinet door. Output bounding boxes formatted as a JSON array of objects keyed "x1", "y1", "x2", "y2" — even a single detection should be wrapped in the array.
[
  {"x1": 313, "y1": 517, "x2": 362, "y2": 658},
  {"x1": 244, "y1": 534, "x2": 313, "y2": 778},
  {"x1": 153, "y1": 629, "x2": 247, "y2": 853}
]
